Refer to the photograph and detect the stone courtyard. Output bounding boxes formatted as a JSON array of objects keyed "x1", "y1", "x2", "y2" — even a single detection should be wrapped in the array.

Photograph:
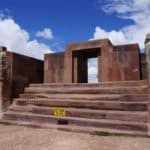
[{"x1": 0, "y1": 124, "x2": 149, "y2": 150}]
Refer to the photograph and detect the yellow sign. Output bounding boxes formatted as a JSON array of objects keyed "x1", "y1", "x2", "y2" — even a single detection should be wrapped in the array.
[{"x1": 53, "y1": 107, "x2": 66, "y2": 117}]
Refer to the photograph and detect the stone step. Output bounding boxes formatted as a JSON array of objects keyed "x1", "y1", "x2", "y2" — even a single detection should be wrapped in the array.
[
  {"x1": 24, "y1": 85, "x2": 149, "y2": 94},
  {"x1": 30, "y1": 80, "x2": 148, "y2": 88},
  {"x1": 9, "y1": 105, "x2": 148, "y2": 122},
  {"x1": 0, "y1": 119, "x2": 148, "y2": 137},
  {"x1": 120, "y1": 94, "x2": 149, "y2": 101},
  {"x1": 20, "y1": 93, "x2": 121, "y2": 100},
  {"x1": 19, "y1": 93, "x2": 149, "y2": 101},
  {"x1": 14, "y1": 98, "x2": 148, "y2": 111},
  {"x1": 1, "y1": 80, "x2": 149, "y2": 137},
  {"x1": 3, "y1": 111, "x2": 148, "y2": 132}
]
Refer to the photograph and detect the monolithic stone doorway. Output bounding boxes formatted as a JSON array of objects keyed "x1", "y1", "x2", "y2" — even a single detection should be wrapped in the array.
[
  {"x1": 71, "y1": 48, "x2": 100, "y2": 83},
  {"x1": 64, "y1": 39, "x2": 141, "y2": 83},
  {"x1": 64, "y1": 40, "x2": 108, "y2": 83}
]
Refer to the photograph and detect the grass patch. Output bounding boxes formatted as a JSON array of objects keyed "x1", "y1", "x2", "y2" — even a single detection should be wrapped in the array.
[
  {"x1": 93, "y1": 131, "x2": 149, "y2": 138},
  {"x1": 0, "y1": 122, "x2": 13, "y2": 126},
  {"x1": 94, "y1": 131, "x2": 111, "y2": 136}
]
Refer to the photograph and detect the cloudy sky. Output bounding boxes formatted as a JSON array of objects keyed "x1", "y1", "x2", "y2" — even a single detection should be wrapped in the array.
[{"x1": 0, "y1": 0, "x2": 150, "y2": 82}]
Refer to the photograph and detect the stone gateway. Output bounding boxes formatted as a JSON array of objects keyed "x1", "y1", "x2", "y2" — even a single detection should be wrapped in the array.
[{"x1": 45, "y1": 39, "x2": 143, "y2": 83}]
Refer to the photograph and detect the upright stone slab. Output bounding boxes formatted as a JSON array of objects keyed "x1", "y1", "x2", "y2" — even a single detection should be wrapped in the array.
[
  {"x1": 145, "y1": 34, "x2": 150, "y2": 82},
  {"x1": 145, "y1": 34, "x2": 150, "y2": 136},
  {"x1": 0, "y1": 47, "x2": 7, "y2": 118}
]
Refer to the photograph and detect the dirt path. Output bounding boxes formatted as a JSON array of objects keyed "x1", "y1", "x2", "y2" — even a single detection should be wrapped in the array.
[{"x1": 0, "y1": 124, "x2": 149, "y2": 150}]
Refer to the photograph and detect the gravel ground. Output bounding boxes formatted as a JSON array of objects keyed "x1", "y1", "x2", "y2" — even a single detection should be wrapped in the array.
[{"x1": 0, "y1": 124, "x2": 149, "y2": 150}]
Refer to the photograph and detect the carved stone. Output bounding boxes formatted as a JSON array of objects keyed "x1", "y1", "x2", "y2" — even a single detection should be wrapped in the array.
[
  {"x1": 145, "y1": 34, "x2": 150, "y2": 136},
  {"x1": 45, "y1": 39, "x2": 142, "y2": 83},
  {"x1": 145, "y1": 34, "x2": 150, "y2": 82}
]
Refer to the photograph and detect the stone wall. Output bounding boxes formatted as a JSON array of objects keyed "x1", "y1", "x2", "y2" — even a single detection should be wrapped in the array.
[
  {"x1": 44, "y1": 40, "x2": 142, "y2": 83},
  {"x1": 140, "y1": 53, "x2": 147, "y2": 80},
  {"x1": 0, "y1": 79, "x2": 3, "y2": 118},
  {"x1": 44, "y1": 52, "x2": 64, "y2": 83},
  {"x1": 65, "y1": 40, "x2": 141, "y2": 83},
  {"x1": 145, "y1": 34, "x2": 150, "y2": 136},
  {"x1": 112, "y1": 44, "x2": 141, "y2": 81},
  {"x1": 0, "y1": 47, "x2": 43, "y2": 112},
  {"x1": 0, "y1": 47, "x2": 10, "y2": 113},
  {"x1": 145, "y1": 34, "x2": 150, "y2": 81},
  {"x1": 9, "y1": 52, "x2": 43, "y2": 99}
]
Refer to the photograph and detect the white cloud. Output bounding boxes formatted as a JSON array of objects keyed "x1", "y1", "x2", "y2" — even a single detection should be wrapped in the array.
[
  {"x1": 93, "y1": 27, "x2": 126, "y2": 45},
  {"x1": 0, "y1": 16, "x2": 53, "y2": 59},
  {"x1": 93, "y1": 0, "x2": 150, "y2": 49},
  {"x1": 36, "y1": 28, "x2": 53, "y2": 39},
  {"x1": 101, "y1": 0, "x2": 150, "y2": 16},
  {"x1": 89, "y1": 0, "x2": 150, "y2": 82},
  {"x1": 25, "y1": 40, "x2": 52, "y2": 59},
  {"x1": 88, "y1": 58, "x2": 98, "y2": 83}
]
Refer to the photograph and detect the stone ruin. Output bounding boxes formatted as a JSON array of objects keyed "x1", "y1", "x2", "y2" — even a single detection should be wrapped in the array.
[{"x1": 0, "y1": 36, "x2": 149, "y2": 136}]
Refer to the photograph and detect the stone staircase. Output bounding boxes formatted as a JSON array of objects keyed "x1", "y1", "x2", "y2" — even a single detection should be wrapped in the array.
[{"x1": 0, "y1": 80, "x2": 150, "y2": 136}]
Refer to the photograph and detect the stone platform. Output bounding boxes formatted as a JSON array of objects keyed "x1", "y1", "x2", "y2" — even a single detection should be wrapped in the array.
[{"x1": 0, "y1": 80, "x2": 150, "y2": 136}]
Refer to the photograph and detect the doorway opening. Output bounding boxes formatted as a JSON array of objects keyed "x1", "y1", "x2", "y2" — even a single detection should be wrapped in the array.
[
  {"x1": 88, "y1": 58, "x2": 98, "y2": 83},
  {"x1": 72, "y1": 48, "x2": 100, "y2": 83}
]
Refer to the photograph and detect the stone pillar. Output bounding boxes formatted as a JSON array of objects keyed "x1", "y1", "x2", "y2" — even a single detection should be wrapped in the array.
[
  {"x1": 0, "y1": 46, "x2": 7, "y2": 118},
  {"x1": 145, "y1": 34, "x2": 150, "y2": 136},
  {"x1": 0, "y1": 81, "x2": 3, "y2": 118},
  {"x1": 145, "y1": 34, "x2": 150, "y2": 82}
]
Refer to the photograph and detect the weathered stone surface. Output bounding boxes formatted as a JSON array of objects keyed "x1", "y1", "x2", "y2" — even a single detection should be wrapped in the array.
[
  {"x1": 9, "y1": 105, "x2": 147, "y2": 122},
  {"x1": 0, "y1": 47, "x2": 43, "y2": 111},
  {"x1": 140, "y1": 53, "x2": 147, "y2": 80},
  {"x1": 30, "y1": 80, "x2": 148, "y2": 87},
  {"x1": 144, "y1": 34, "x2": 150, "y2": 136},
  {"x1": 145, "y1": 34, "x2": 150, "y2": 82},
  {"x1": 24, "y1": 85, "x2": 148, "y2": 94},
  {"x1": 7, "y1": 52, "x2": 43, "y2": 106},
  {"x1": 0, "y1": 81, "x2": 3, "y2": 119},
  {"x1": 45, "y1": 39, "x2": 141, "y2": 83},
  {"x1": 44, "y1": 52, "x2": 64, "y2": 83},
  {"x1": 3, "y1": 111, "x2": 148, "y2": 132},
  {"x1": 1, "y1": 80, "x2": 150, "y2": 136}
]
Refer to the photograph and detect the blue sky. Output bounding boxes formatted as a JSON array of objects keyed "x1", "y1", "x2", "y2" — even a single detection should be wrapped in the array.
[
  {"x1": 0, "y1": 0, "x2": 150, "y2": 60},
  {"x1": 0, "y1": 0, "x2": 133, "y2": 46}
]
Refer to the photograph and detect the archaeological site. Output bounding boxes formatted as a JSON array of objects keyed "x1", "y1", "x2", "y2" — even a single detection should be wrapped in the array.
[{"x1": 0, "y1": 35, "x2": 150, "y2": 136}]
